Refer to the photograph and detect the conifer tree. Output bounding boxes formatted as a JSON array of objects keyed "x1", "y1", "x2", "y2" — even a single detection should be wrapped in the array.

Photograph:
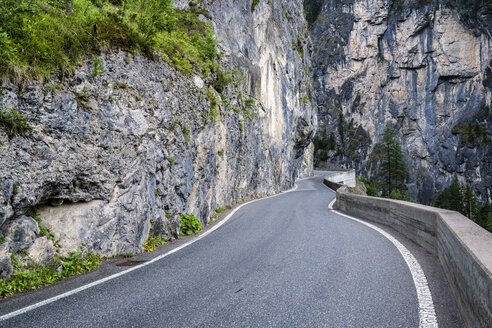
[{"x1": 380, "y1": 122, "x2": 408, "y2": 196}]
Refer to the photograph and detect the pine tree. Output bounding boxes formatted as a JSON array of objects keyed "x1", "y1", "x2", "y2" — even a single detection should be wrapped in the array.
[
  {"x1": 463, "y1": 184, "x2": 478, "y2": 220},
  {"x1": 380, "y1": 123, "x2": 408, "y2": 196},
  {"x1": 433, "y1": 176, "x2": 463, "y2": 212}
]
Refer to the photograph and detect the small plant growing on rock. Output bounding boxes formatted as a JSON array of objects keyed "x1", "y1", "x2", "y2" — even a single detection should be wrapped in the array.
[
  {"x1": 143, "y1": 235, "x2": 167, "y2": 252},
  {"x1": 0, "y1": 107, "x2": 33, "y2": 137},
  {"x1": 183, "y1": 126, "x2": 191, "y2": 143},
  {"x1": 179, "y1": 213, "x2": 203, "y2": 236},
  {"x1": 168, "y1": 157, "x2": 175, "y2": 165},
  {"x1": 123, "y1": 253, "x2": 135, "y2": 258},
  {"x1": 91, "y1": 57, "x2": 106, "y2": 77}
]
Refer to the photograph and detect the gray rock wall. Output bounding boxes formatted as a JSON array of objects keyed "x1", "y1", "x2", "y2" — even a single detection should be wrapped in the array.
[
  {"x1": 0, "y1": 0, "x2": 316, "y2": 267},
  {"x1": 310, "y1": 0, "x2": 492, "y2": 203}
]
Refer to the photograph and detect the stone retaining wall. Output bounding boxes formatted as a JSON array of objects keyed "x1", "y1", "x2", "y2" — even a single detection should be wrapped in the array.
[{"x1": 336, "y1": 191, "x2": 492, "y2": 328}]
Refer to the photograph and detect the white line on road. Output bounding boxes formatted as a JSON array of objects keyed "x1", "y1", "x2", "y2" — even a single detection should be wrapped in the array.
[
  {"x1": 0, "y1": 183, "x2": 300, "y2": 322},
  {"x1": 327, "y1": 196, "x2": 438, "y2": 328}
]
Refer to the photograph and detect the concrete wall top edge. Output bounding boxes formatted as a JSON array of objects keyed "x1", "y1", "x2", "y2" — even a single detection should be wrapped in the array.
[
  {"x1": 439, "y1": 211, "x2": 492, "y2": 274},
  {"x1": 338, "y1": 190, "x2": 492, "y2": 275}
]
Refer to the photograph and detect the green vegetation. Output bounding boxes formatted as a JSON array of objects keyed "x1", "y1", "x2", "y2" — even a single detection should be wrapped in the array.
[
  {"x1": 313, "y1": 129, "x2": 336, "y2": 164},
  {"x1": 452, "y1": 122, "x2": 491, "y2": 145},
  {"x1": 1, "y1": 251, "x2": 100, "y2": 298},
  {"x1": 91, "y1": 56, "x2": 106, "y2": 77},
  {"x1": 215, "y1": 207, "x2": 225, "y2": 214},
  {"x1": 123, "y1": 252, "x2": 135, "y2": 258},
  {"x1": 433, "y1": 176, "x2": 492, "y2": 232},
  {"x1": 143, "y1": 234, "x2": 167, "y2": 252},
  {"x1": 0, "y1": 0, "x2": 219, "y2": 80},
  {"x1": 379, "y1": 123, "x2": 408, "y2": 197},
  {"x1": 206, "y1": 88, "x2": 219, "y2": 120},
  {"x1": 251, "y1": 0, "x2": 260, "y2": 12},
  {"x1": 358, "y1": 123, "x2": 412, "y2": 202},
  {"x1": 217, "y1": 149, "x2": 224, "y2": 156},
  {"x1": 212, "y1": 70, "x2": 233, "y2": 94},
  {"x1": 179, "y1": 213, "x2": 202, "y2": 235},
  {"x1": 244, "y1": 98, "x2": 255, "y2": 111},
  {"x1": 303, "y1": 0, "x2": 323, "y2": 26},
  {"x1": 358, "y1": 176, "x2": 379, "y2": 197},
  {"x1": 27, "y1": 209, "x2": 55, "y2": 242},
  {"x1": 0, "y1": 106, "x2": 33, "y2": 137},
  {"x1": 183, "y1": 126, "x2": 191, "y2": 143}
]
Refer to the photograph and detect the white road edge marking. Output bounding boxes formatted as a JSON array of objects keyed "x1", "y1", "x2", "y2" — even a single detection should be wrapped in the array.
[
  {"x1": 0, "y1": 183, "x2": 301, "y2": 322},
  {"x1": 327, "y1": 195, "x2": 438, "y2": 328}
]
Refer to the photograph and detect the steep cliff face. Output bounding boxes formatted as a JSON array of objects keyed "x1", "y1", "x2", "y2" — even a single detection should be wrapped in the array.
[
  {"x1": 0, "y1": 0, "x2": 315, "y2": 267},
  {"x1": 310, "y1": 0, "x2": 492, "y2": 203}
]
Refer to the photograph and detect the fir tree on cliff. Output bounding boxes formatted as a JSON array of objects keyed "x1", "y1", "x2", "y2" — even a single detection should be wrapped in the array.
[{"x1": 380, "y1": 123, "x2": 408, "y2": 197}]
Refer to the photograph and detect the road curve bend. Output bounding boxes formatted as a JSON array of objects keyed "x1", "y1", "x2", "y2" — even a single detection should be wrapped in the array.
[{"x1": 0, "y1": 175, "x2": 463, "y2": 327}]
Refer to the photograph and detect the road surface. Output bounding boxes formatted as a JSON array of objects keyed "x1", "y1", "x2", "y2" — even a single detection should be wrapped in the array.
[{"x1": 0, "y1": 175, "x2": 462, "y2": 327}]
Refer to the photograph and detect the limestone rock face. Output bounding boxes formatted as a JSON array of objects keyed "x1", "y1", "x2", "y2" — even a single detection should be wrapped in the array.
[
  {"x1": 27, "y1": 237, "x2": 55, "y2": 265},
  {"x1": 0, "y1": 245, "x2": 13, "y2": 281},
  {"x1": 310, "y1": 0, "x2": 492, "y2": 203},
  {"x1": 2, "y1": 216, "x2": 39, "y2": 253},
  {"x1": 0, "y1": 0, "x2": 316, "y2": 260}
]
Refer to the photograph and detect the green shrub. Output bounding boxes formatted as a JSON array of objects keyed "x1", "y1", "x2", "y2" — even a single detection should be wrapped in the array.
[
  {"x1": 0, "y1": 251, "x2": 100, "y2": 298},
  {"x1": 206, "y1": 88, "x2": 219, "y2": 120},
  {"x1": 91, "y1": 57, "x2": 106, "y2": 77},
  {"x1": 183, "y1": 126, "x2": 191, "y2": 143},
  {"x1": 0, "y1": 107, "x2": 33, "y2": 137},
  {"x1": 143, "y1": 235, "x2": 166, "y2": 252},
  {"x1": 215, "y1": 207, "x2": 225, "y2": 214},
  {"x1": 212, "y1": 69, "x2": 233, "y2": 93},
  {"x1": 179, "y1": 213, "x2": 203, "y2": 235},
  {"x1": 359, "y1": 176, "x2": 379, "y2": 197},
  {"x1": 168, "y1": 156, "x2": 175, "y2": 165}
]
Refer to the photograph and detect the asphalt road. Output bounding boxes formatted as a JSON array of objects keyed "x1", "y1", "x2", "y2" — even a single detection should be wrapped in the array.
[{"x1": 0, "y1": 175, "x2": 463, "y2": 327}]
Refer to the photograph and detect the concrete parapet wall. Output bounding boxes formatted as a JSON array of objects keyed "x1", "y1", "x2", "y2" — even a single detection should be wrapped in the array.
[
  {"x1": 322, "y1": 178, "x2": 344, "y2": 191},
  {"x1": 336, "y1": 191, "x2": 492, "y2": 328},
  {"x1": 325, "y1": 170, "x2": 356, "y2": 187}
]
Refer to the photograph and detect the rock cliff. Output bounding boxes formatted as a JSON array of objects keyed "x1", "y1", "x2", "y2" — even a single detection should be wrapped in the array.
[
  {"x1": 0, "y1": 0, "x2": 315, "y2": 273},
  {"x1": 309, "y1": 0, "x2": 492, "y2": 203}
]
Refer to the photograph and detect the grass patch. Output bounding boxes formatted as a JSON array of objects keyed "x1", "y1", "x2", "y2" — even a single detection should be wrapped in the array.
[
  {"x1": 0, "y1": 251, "x2": 100, "y2": 298},
  {"x1": 0, "y1": 0, "x2": 219, "y2": 80}
]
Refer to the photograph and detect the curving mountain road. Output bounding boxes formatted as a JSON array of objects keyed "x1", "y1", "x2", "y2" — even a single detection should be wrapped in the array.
[{"x1": 0, "y1": 175, "x2": 462, "y2": 327}]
